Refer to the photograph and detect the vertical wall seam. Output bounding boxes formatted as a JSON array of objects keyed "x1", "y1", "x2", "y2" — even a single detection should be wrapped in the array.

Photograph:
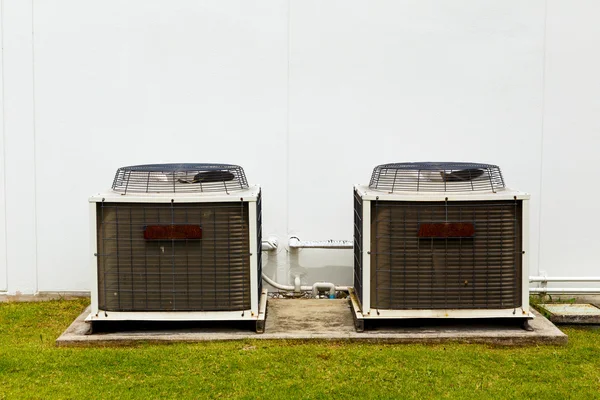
[
  {"x1": 0, "y1": 0, "x2": 8, "y2": 291},
  {"x1": 536, "y1": 0, "x2": 548, "y2": 276},
  {"x1": 285, "y1": 0, "x2": 291, "y2": 243},
  {"x1": 31, "y1": 0, "x2": 39, "y2": 292}
]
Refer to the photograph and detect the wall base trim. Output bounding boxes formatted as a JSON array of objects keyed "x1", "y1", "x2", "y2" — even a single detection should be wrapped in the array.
[{"x1": 0, "y1": 291, "x2": 90, "y2": 302}]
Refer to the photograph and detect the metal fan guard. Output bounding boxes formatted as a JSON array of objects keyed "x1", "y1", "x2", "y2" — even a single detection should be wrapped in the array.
[
  {"x1": 112, "y1": 163, "x2": 249, "y2": 194},
  {"x1": 368, "y1": 162, "x2": 505, "y2": 193}
]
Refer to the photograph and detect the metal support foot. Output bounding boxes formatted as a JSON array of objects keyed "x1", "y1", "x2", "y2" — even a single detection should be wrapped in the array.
[
  {"x1": 521, "y1": 320, "x2": 534, "y2": 332},
  {"x1": 255, "y1": 319, "x2": 265, "y2": 334},
  {"x1": 355, "y1": 319, "x2": 364, "y2": 332},
  {"x1": 255, "y1": 288, "x2": 268, "y2": 334}
]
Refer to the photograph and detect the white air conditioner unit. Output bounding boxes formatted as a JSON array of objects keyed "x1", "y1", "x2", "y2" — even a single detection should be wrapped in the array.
[
  {"x1": 86, "y1": 163, "x2": 266, "y2": 332},
  {"x1": 352, "y1": 162, "x2": 531, "y2": 328}
]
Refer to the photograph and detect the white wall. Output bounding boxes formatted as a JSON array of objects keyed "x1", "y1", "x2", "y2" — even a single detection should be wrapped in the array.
[
  {"x1": 0, "y1": 0, "x2": 6, "y2": 290},
  {"x1": 539, "y1": 0, "x2": 600, "y2": 277},
  {"x1": 0, "y1": 0, "x2": 599, "y2": 294},
  {"x1": 287, "y1": 0, "x2": 545, "y2": 285},
  {"x1": 31, "y1": 0, "x2": 288, "y2": 291},
  {"x1": 2, "y1": 0, "x2": 37, "y2": 294}
]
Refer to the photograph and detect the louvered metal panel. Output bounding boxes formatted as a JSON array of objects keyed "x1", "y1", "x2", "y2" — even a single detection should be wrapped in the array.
[
  {"x1": 96, "y1": 202, "x2": 251, "y2": 312},
  {"x1": 370, "y1": 200, "x2": 522, "y2": 310},
  {"x1": 353, "y1": 188, "x2": 364, "y2": 306},
  {"x1": 256, "y1": 190, "x2": 263, "y2": 297}
]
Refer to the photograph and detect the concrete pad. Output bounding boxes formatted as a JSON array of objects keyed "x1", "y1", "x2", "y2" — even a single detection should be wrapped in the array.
[
  {"x1": 538, "y1": 303, "x2": 600, "y2": 324},
  {"x1": 56, "y1": 299, "x2": 567, "y2": 346}
]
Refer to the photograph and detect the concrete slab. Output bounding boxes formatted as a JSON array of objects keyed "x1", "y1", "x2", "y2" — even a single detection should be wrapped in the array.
[
  {"x1": 57, "y1": 298, "x2": 567, "y2": 346},
  {"x1": 538, "y1": 303, "x2": 600, "y2": 324}
]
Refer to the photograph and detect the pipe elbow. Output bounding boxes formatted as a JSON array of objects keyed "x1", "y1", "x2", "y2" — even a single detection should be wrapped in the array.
[
  {"x1": 261, "y1": 236, "x2": 279, "y2": 252},
  {"x1": 312, "y1": 282, "x2": 336, "y2": 298}
]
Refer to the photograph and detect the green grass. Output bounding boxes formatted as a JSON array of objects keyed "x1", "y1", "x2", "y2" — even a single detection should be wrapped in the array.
[{"x1": 1, "y1": 300, "x2": 600, "y2": 399}]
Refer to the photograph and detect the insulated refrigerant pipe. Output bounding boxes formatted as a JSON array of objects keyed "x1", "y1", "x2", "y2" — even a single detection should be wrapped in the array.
[
  {"x1": 265, "y1": 242, "x2": 600, "y2": 293},
  {"x1": 529, "y1": 276, "x2": 600, "y2": 294},
  {"x1": 529, "y1": 276, "x2": 600, "y2": 282},
  {"x1": 288, "y1": 236, "x2": 353, "y2": 249},
  {"x1": 260, "y1": 273, "x2": 350, "y2": 294},
  {"x1": 312, "y1": 282, "x2": 336, "y2": 299},
  {"x1": 529, "y1": 288, "x2": 600, "y2": 294},
  {"x1": 260, "y1": 272, "x2": 312, "y2": 292},
  {"x1": 260, "y1": 236, "x2": 350, "y2": 295}
]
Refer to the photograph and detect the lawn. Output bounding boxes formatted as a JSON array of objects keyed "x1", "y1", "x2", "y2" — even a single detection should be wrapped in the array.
[{"x1": 0, "y1": 300, "x2": 599, "y2": 399}]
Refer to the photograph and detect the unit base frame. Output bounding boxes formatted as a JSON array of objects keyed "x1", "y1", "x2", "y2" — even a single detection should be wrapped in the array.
[
  {"x1": 348, "y1": 288, "x2": 533, "y2": 332},
  {"x1": 85, "y1": 289, "x2": 268, "y2": 333}
]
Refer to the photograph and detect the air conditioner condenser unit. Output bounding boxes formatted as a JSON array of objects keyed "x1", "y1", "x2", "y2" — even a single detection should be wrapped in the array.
[
  {"x1": 86, "y1": 163, "x2": 266, "y2": 332},
  {"x1": 351, "y1": 162, "x2": 532, "y2": 329}
]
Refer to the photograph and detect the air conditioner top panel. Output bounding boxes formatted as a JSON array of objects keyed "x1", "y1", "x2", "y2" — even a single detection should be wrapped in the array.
[
  {"x1": 111, "y1": 163, "x2": 249, "y2": 194},
  {"x1": 90, "y1": 185, "x2": 260, "y2": 203},
  {"x1": 354, "y1": 184, "x2": 529, "y2": 201},
  {"x1": 369, "y1": 162, "x2": 505, "y2": 193}
]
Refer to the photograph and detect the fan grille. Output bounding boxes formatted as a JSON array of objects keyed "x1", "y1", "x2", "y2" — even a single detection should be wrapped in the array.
[
  {"x1": 369, "y1": 162, "x2": 505, "y2": 193},
  {"x1": 112, "y1": 163, "x2": 249, "y2": 194}
]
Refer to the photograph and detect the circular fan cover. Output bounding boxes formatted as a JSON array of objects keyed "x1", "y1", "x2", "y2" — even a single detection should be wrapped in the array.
[
  {"x1": 369, "y1": 162, "x2": 505, "y2": 193},
  {"x1": 112, "y1": 163, "x2": 249, "y2": 194}
]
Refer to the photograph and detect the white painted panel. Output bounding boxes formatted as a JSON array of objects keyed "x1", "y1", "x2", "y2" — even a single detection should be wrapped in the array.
[
  {"x1": 0, "y1": 2, "x2": 7, "y2": 291},
  {"x1": 539, "y1": 1, "x2": 600, "y2": 277},
  {"x1": 288, "y1": 0, "x2": 545, "y2": 282},
  {"x1": 2, "y1": 0, "x2": 37, "y2": 294},
  {"x1": 33, "y1": 0, "x2": 288, "y2": 291},
  {"x1": 0, "y1": 0, "x2": 595, "y2": 293}
]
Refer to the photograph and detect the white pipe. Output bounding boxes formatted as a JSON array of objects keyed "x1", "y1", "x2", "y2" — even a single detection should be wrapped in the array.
[
  {"x1": 262, "y1": 236, "x2": 351, "y2": 295},
  {"x1": 261, "y1": 273, "x2": 349, "y2": 295},
  {"x1": 529, "y1": 276, "x2": 600, "y2": 294},
  {"x1": 530, "y1": 276, "x2": 600, "y2": 282},
  {"x1": 530, "y1": 288, "x2": 600, "y2": 294},
  {"x1": 294, "y1": 276, "x2": 302, "y2": 294},
  {"x1": 261, "y1": 236, "x2": 279, "y2": 252},
  {"x1": 261, "y1": 273, "x2": 312, "y2": 291},
  {"x1": 312, "y1": 282, "x2": 335, "y2": 298},
  {"x1": 284, "y1": 236, "x2": 351, "y2": 295},
  {"x1": 263, "y1": 273, "x2": 600, "y2": 295},
  {"x1": 289, "y1": 236, "x2": 353, "y2": 249}
]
